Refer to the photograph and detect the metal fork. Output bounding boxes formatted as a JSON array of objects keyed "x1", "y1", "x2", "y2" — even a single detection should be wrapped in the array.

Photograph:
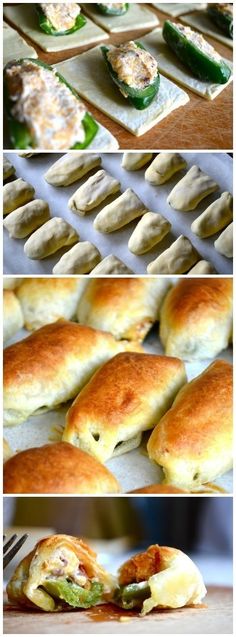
[{"x1": 3, "y1": 534, "x2": 28, "y2": 569}]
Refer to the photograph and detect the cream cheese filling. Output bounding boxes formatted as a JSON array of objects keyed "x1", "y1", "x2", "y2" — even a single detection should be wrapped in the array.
[
  {"x1": 40, "y1": 3, "x2": 81, "y2": 31},
  {"x1": 107, "y1": 41, "x2": 158, "y2": 89},
  {"x1": 176, "y1": 23, "x2": 221, "y2": 61}
]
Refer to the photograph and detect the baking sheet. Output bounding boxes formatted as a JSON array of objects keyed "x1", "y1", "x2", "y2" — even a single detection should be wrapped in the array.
[
  {"x1": 3, "y1": 320, "x2": 233, "y2": 494},
  {"x1": 181, "y1": 10, "x2": 233, "y2": 48},
  {"x1": 3, "y1": 152, "x2": 233, "y2": 275},
  {"x1": 81, "y1": 2, "x2": 159, "y2": 33}
]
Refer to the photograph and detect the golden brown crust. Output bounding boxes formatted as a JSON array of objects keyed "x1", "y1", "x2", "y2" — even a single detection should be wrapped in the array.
[
  {"x1": 129, "y1": 484, "x2": 187, "y2": 493},
  {"x1": 118, "y1": 545, "x2": 178, "y2": 585},
  {"x1": 16, "y1": 277, "x2": 86, "y2": 330},
  {"x1": 3, "y1": 442, "x2": 120, "y2": 494}
]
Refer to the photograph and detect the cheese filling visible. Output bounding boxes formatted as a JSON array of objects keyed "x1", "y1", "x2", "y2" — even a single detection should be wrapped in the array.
[
  {"x1": 6, "y1": 61, "x2": 86, "y2": 150},
  {"x1": 99, "y1": 3, "x2": 126, "y2": 9},
  {"x1": 40, "y1": 3, "x2": 81, "y2": 31},
  {"x1": 176, "y1": 23, "x2": 222, "y2": 61},
  {"x1": 107, "y1": 42, "x2": 158, "y2": 90}
]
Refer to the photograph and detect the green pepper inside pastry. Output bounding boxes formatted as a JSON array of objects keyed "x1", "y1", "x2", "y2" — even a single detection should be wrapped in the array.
[
  {"x1": 7, "y1": 535, "x2": 115, "y2": 611},
  {"x1": 115, "y1": 544, "x2": 206, "y2": 615},
  {"x1": 35, "y1": 3, "x2": 86, "y2": 36},
  {"x1": 163, "y1": 20, "x2": 231, "y2": 83},
  {"x1": 96, "y1": 3, "x2": 129, "y2": 16},
  {"x1": 4, "y1": 59, "x2": 98, "y2": 150},
  {"x1": 207, "y1": 3, "x2": 233, "y2": 39},
  {"x1": 101, "y1": 41, "x2": 160, "y2": 110}
]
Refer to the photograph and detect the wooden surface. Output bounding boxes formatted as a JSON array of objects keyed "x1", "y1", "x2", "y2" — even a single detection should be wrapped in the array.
[
  {"x1": 4, "y1": 4, "x2": 233, "y2": 150},
  {"x1": 3, "y1": 587, "x2": 233, "y2": 634}
]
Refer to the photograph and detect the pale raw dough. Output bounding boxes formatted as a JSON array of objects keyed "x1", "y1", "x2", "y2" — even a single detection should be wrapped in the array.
[
  {"x1": 128, "y1": 212, "x2": 171, "y2": 255},
  {"x1": 191, "y1": 192, "x2": 233, "y2": 238},
  {"x1": 141, "y1": 29, "x2": 233, "y2": 101},
  {"x1": 24, "y1": 217, "x2": 79, "y2": 259},
  {"x1": 52, "y1": 241, "x2": 101, "y2": 274},
  {"x1": 188, "y1": 260, "x2": 217, "y2": 274},
  {"x1": 181, "y1": 11, "x2": 233, "y2": 48},
  {"x1": 3, "y1": 5, "x2": 109, "y2": 53},
  {"x1": 147, "y1": 235, "x2": 199, "y2": 274},
  {"x1": 214, "y1": 223, "x2": 233, "y2": 258},
  {"x1": 3, "y1": 156, "x2": 15, "y2": 181},
  {"x1": 68, "y1": 169, "x2": 120, "y2": 215},
  {"x1": 153, "y1": 4, "x2": 207, "y2": 17},
  {"x1": 94, "y1": 188, "x2": 147, "y2": 233},
  {"x1": 81, "y1": 3, "x2": 159, "y2": 32},
  {"x1": 122, "y1": 153, "x2": 153, "y2": 171},
  {"x1": 90, "y1": 255, "x2": 133, "y2": 274},
  {"x1": 167, "y1": 165, "x2": 218, "y2": 211},
  {"x1": 3, "y1": 21, "x2": 37, "y2": 66},
  {"x1": 3, "y1": 200, "x2": 51, "y2": 239},
  {"x1": 3, "y1": 179, "x2": 35, "y2": 216},
  {"x1": 56, "y1": 47, "x2": 189, "y2": 137},
  {"x1": 145, "y1": 152, "x2": 186, "y2": 185},
  {"x1": 44, "y1": 153, "x2": 101, "y2": 186}
]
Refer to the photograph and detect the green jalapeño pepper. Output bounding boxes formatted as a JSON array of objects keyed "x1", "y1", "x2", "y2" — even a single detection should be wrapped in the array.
[
  {"x1": 162, "y1": 20, "x2": 231, "y2": 84},
  {"x1": 4, "y1": 58, "x2": 98, "y2": 150},
  {"x1": 101, "y1": 43, "x2": 160, "y2": 110},
  {"x1": 114, "y1": 581, "x2": 151, "y2": 610},
  {"x1": 43, "y1": 579, "x2": 104, "y2": 609},
  {"x1": 207, "y1": 3, "x2": 233, "y2": 39},
  {"x1": 96, "y1": 3, "x2": 129, "y2": 16},
  {"x1": 35, "y1": 4, "x2": 87, "y2": 36}
]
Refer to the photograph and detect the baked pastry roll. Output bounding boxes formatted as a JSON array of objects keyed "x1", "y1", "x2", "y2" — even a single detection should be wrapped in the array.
[
  {"x1": 52, "y1": 241, "x2": 101, "y2": 274},
  {"x1": 129, "y1": 485, "x2": 187, "y2": 493},
  {"x1": 3, "y1": 278, "x2": 23, "y2": 290},
  {"x1": 24, "y1": 218, "x2": 78, "y2": 259},
  {"x1": 3, "y1": 290, "x2": 24, "y2": 342},
  {"x1": 3, "y1": 199, "x2": 51, "y2": 239},
  {"x1": 3, "y1": 442, "x2": 120, "y2": 494},
  {"x1": 3, "y1": 178, "x2": 35, "y2": 215},
  {"x1": 90, "y1": 254, "x2": 133, "y2": 274},
  {"x1": 3, "y1": 438, "x2": 13, "y2": 462},
  {"x1": 167, "y1": 165, "x2": 218, "y2": 211},
  {"x1": 145, "y1": 152, "x2": 186, "y2": 185},
  {"x1": 4, "y1": 319, "x2": 141, "y2": 427},
  {"x1": 7, "y1": 534, "x2": 116, "y2": 611},
  {"x1": 94, "y1": 188, "x2": 147, "y2": 232},
  {"x1": 128, "y1": 212, "x2": 171, "y2": 255},
  {"x1": 16, "y1": 278, "x2": 86, "y2": 330},
  {"x1": 115, "y1": 544, "x2": 206, "y2": 615},
  {"x1": 121, "y1": 152, "x2": 153, "y2": 171},
  {"x1": 214, "y1": 222, "x2": 233, "y2": 258},
  {"x1": 159, "y1": 278, "x2": 233, "y2": 360},
  {"x1": 68, "y1": 169, "x2": 120, "y2": 215},
  {"x1": 191, "y1": 192, "x2": 233, "y2": 238},
  {"x1": 63, "y1": 352, "x2": 186, "y2": 462},
  {"x1": 147, "y1": 360, "x2": 233, "y2": 489},
  {"x1": 77, "y1": 278, "x2": 171, "y2": 341},
  {"x1": 147, "y1": 235, "x2": 199, "y2": 274},
  {"x1": 44, "y1": 152, "x2": 101, "y2": 186},
  {"x1": 188, "y1": 260, "x2": 216, "y2": 274},
  {"x1": 3, "y1": 156, "x2": 15, "y2": 180}
]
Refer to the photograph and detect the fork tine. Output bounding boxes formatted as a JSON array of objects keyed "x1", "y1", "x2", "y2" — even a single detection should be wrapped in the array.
[
  {"x1": 3, "y1": 534, "x2": 17, "y2": 554},
  {"x1": 3, "y1": 534, "x2": 28, "y2": 570}
]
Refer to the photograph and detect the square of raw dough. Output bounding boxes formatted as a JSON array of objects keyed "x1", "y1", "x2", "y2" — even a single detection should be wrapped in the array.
[
  {"x1": 3, "y1": 4, "x2": 109, "y2": 53},
  {"x1": 152, "y1": 4, "x2": 207, "y2": 17},
  {"x1": 3, "y1": 21, "x2": 37, "y2": 66},
  {"x1": 141, "y1": 29, "x2": 233, "y2": 101},
  {"x1": 55, "y1": 46, "x2": 189, "y2": 137},
  {"x1": 181, "y1": 11, "x2": 233, "y2": 48},
  {"x1": 81, "y1": 3, "x2": 159, "y2": 33}
]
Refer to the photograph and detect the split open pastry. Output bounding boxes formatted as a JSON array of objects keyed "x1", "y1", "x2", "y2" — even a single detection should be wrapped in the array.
[
  {"x1": 63, "y1": 352, "x2": 186, "y2": 463},
  {"x1": 121, "y1": 153, "x2": 153, "y2": 171},
  {"x1": 16, "y1": 278, "x2": 87, "y2": 330},
  {"x1": 68, "y1": 169, "x2": 120, "y2": 215},
  {"x1": 3, "y1": 199, "x2": 51, "y2": 239},
  {"x1": 159, "y1": 278, "x2": 233, "y2": 360},
  {"x1": 3, "y1": 178, "x2": 35, "y2": 215},
  {"x1": 94, "y1": 188, "x2": 147, "y2": 232},
  {"x1": 90, "y1": 255, "x2": 133, "y2": 274},
  {"x1": 3, "y1": 290, "x2": 24, "y2": 343},
  {"x1": 3, "y1": 319, "x2": 142, "y2": 427},
  {"x1": 6, "y1": 534, "x2": 116, "y2": 611},
  {"x1": 52, "y1": 242, "x2": 101, "y2": 274},
  {"x1": 77, "y1": 277, "x2": 171, "y2": 341},
  {"x1": 191, "y1": 192, "x2": 233, "y2": 238},
  {"x1": 44, "y1": 152, "x2": 101, "y2": 186},
  {"x1": 115, "y1": 544, "x2": 206, "y2": 615},
  {"x1": 24, "y1": 218, "x2": 79, "y2": 259},
  {"x1": 147, "y1": 360, "x2": 233, "y2": 489},
  {"x1": 147, "y1": 235, "x2": 199, "y2": 274},
  {"x1": 3, "y1": 156, "x2": 15, "y2": 181},
  {"x1": 188, "y1": 260, "x2": 216, "y2": 274},
  {"x1": 145, "y1": 152, "x2": 186, "y2": 185},
  {"x1": 3, "y1": 442, "x2": 120, "y2": 494},
  {"x1": 214, "y1": 222, "x2": 233, "y2": 258},
  {"x1": 128, "y1": 212, "x2": 171, "y2": 255},
  {"x1": 167, "y1": 165, "x2": 218, "y2": 211}
]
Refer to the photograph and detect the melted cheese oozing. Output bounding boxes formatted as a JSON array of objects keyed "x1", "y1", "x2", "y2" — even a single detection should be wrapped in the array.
[
  {"x1": 107, "y1": 42, "x2": 158, "y2": 90},
  {"x1": 6, "y1": 61, "x2": 86, "y2": 150},
  {"x1": 40, "y1": 3, "x2": 81, "y2": 31},
  {"x1": 176, "y1": 24, "x2": 221, "y2": 61}
]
